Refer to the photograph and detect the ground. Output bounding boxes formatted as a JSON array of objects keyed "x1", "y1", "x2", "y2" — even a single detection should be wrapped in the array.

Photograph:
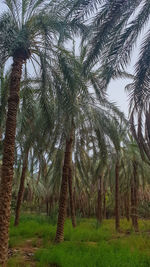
[{"x1": 8, "y1": 215, "x2": 150, "y2": 266}]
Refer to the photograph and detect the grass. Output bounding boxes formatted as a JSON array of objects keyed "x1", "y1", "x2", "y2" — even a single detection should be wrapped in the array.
[{"x1": 8, "y1": 215, "x2": 150, "y2": 266}]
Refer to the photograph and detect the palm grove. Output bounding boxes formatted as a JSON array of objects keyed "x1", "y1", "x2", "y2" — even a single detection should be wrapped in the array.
[{"x1": 0, "y1": 0, "x2": 150, "y2": 265}]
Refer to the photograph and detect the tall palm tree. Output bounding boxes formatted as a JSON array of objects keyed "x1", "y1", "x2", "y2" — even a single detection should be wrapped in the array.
[
  {"x1": 53, "y1": 46, "x2": 126, "y2": 242},
  {"x1": 0, "y1": 0, "x2": 83, "y2": 263}
]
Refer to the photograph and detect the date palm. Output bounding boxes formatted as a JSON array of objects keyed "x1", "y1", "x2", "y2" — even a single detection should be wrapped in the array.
[
  {"x1": 52, "y1": 46, "x2": 126, "y2": 242},
  {"x1": 0, "y1": 0, "x2": 83, "y2": 264}
]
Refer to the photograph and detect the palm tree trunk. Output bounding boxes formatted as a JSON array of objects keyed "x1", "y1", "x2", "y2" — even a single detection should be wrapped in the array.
[
  {"x1": 55, "y1": 128, "x2": 73, "y2": 243},
  {"x1": 131, "y1": 161, "x2": 139, "y2": 231},
  {"x1": 125, "y1": 193, "x2": 130, "y2": 221},
  {"x1": 131, "y1": 178, "x2": 135, "y2": 226},
  {"x1": 73, "y1": 186, "x2": 76, "y2": 214},
  {"x1": 0, "y1": 162, "x2": 1, "y2": 181},
  {"x1": 0, "y1": 128, "x2": 2, "y2": 182},
  {"x1": 46, "y1": 199, "x2": 49, "y2": 216},
  {"x1": 133, "y1": 162, "x2": 138, "y2": 231},
  {"x1": 49, "y1": 197, "x2": 53, "y2": 215},
  {"x1": 103, "y1": 183, "x2": 106, "y2": 219},
  {"x1": 97, "y1": 175, "x2": 103, "y2": 223},
  {"x1": 115, "y1": 160, "x2": 120, "y2": 231},
  {"x1": 0, "y1": 56, "x2": 24, "y2": 265},
  {"x1": 14, "y1": 149, "x2": 29, "y2": 226},
  {"x1": 68, "y1": 167, "x2": 76, "y2": 228}
]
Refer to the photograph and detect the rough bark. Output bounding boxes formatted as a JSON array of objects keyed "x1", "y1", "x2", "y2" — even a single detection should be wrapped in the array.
[
  {"x1": 0, "y1": 128, "x2": 2, "y2": 182},
  {"x1": 97, "y1": 175, "x2": 103, "y2": 223},
  {"x1": 115, "y1": 160, "x2": 120, "y2": 231},
  {"x1": 0, "y1": 162, "x2": 1, "y2": 182},
  {"x1": 68, "y1": 167, "x2": 76, "y2": 228},
  {"x1": 14, "y1": 149, "x2": 29, "y2": 226},
  {"x1": 55, "y1": 129, "x2": 73, "y2": 243},
  {"x1": 0, "y1": 56, "x2": 24, "y2": 265}
]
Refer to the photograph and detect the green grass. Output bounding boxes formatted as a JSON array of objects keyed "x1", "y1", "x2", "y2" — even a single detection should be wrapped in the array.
[
  {"x1": 9, "y1": 214, "x2": 56, "y2": 247},
  {"x1": 35, "y1": 242, "x2": 150, "y2": 267},
  {"x1": 8, "y1": 215, "x2": 150, "y2": 267}
]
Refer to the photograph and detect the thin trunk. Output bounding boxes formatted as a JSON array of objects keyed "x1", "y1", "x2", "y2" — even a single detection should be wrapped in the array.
[
  {"x1": 121, "y1": 199, "x2": 124, "y2": 217},
  {"x1": 133, "y1": 163, "x2": 138, "y2": 231},
  {"x1": 0, "y1": 56, "x2": 24, "y2": 265},
  {"x1": 73, "y1": 187, "x2": 76, "y2": 215},
  {"x1": 125, "y1": 193, "x2": 130, "y2": 221},
  {"x1": 14, "y1": 149, "x2": 29, "y2": 226},
  {"x1": 68, "y1": 167, "x2": 76, "y2": 228},
  {"x1": 103, "y1": 183, "x2": 106, "y2": 219},
  {"x1": 131, "y1": 161, "x2": 139, "y2": 231},
  {"x1": 115, "y1": 160, "x2": 120, "y2": 231},
  {"x1": 88, "y1": 200, "x2": 91, "y2": 218},
  {"x1": 134, "y1": 183, "x2": 138, "y2": 231},
  {"x1": 55, "y1": 129, "x2": 73, "y2": 243},
  {"x1": 36, "y1": 168, "x2": 41, "y2": 185},
  {"x1": 131, "y1": 178, "x2": 135, "y2": 226},
  {"x1": 49, "y1": 197, "x2": 53, "y2": 216},
  {"x1": 80, "y1": 195, "x2": 85, "y2": 217},
  {"x1": 46, "y1": 200, "x2": 49, "y2": 216},
  {"x1": 97, "y1": 175, "x2": 103, "y2": 223}
]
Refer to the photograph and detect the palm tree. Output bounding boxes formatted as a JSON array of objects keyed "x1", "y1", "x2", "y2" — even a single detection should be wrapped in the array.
[
  {"x1": 53, "y1": 46, "x2": 126, "y2": 242},
  {"x1": 0, "y1": 0, "x2": 83, "y2": 263}
]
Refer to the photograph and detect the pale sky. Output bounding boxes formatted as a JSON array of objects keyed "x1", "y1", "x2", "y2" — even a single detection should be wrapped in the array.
[{"x1": 0, "y1": 1, "x2": 144, "y2": 117}]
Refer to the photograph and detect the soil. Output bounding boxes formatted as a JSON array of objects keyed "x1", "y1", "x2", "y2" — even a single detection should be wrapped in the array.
[{"x1": 8, "y1": 239, "x2": 41, "y2": 266}]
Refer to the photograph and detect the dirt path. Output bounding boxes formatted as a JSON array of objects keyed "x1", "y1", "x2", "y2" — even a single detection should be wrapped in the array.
[{"x1": 8, "y1": 239, "x2": 42, "y2": 266}]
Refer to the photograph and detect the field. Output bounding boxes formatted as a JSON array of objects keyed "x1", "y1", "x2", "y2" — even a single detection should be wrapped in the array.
[{"x1": 8, "y1": 215, "x2": 150, "y2": 267}]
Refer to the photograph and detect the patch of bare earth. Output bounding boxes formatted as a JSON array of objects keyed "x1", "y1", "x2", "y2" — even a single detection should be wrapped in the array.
[{"x1": 8, "y1": 238, "x2": 42, "y2": 266}]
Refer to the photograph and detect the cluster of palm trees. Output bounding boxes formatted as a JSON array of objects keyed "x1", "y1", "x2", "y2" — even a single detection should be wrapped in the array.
[{"x1": 0, "y1": 0, "x2": 150, "y2": 265}]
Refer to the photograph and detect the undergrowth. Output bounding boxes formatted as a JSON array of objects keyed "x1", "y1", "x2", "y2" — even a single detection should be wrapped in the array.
[{"x1": 8, "y1": 215, "x2": 150, "y2": 266}]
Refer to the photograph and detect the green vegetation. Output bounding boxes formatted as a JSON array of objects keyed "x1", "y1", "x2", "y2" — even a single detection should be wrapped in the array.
[{"x1": 8, "y1": 215, "x2": 150, "y2": 267}]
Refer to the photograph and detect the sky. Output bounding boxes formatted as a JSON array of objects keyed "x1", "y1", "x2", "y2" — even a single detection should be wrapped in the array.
[{"x1": 0, "y1": 1, "x2": 144, "y2": 117}]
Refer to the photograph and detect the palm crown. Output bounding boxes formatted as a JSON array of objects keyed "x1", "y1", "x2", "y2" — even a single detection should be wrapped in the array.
[
  {"x1": 70, "y1": 0, "x2": 150, "y2": 107},
  {"x1": 0, "y1": 0, "x2": 81, "y2": 64}
]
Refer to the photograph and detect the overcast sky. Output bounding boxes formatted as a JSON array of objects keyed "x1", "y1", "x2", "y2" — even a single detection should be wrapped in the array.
[{"x1": 0, "y1": 1, "x2": 144, "y2": 117}]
